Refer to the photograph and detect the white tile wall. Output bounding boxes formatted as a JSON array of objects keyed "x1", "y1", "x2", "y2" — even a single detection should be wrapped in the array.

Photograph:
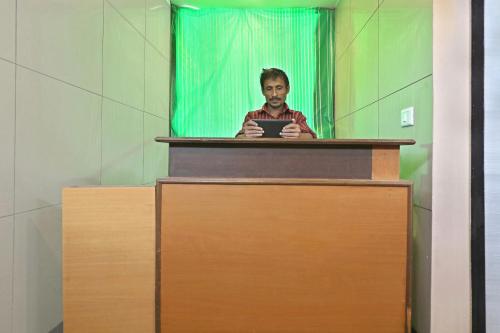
[
  {"x1": 379, "y1": 77, "x2": 433, "y2": 210},
  {"x1": 0, "y1": 0, "x2": 15, "y2": 61},
  {"x1": 145, "y1": 42, "x2": 170, "y2": 118},
  {"x1": 2, "y1": 0, "x2": 171, "y2": 330},
  {"x1": 350, "y1": 11, "x2": 378, "y2": 113},
  {"x1": 334, "y1": 0, "x2": 351, "y2": 59},
  {"x1": 17, "y1": 0, "x2": 103, "y2": 93},
  {"x1": 103, "y1": 1, "x2": 145, "y2": 110},
  {"x1": 350, "y1": 0, "x2": 378, "y2": 38},
  {"x1": 146, "y1": 0, "x2": 171, "y2": 58},
  {"x1": 412, "y1": 206, "x2": 432, "y2": 333},
  {"x1": 13, "y1": 206, "x2": 62, "y2": 333},
  {"x1": 335, "y1": 1, "x2": 433, "y2": 331},
  {"x1": 15, "y1": 67, "x2": 101, "y2": 213},
  {"x1": 101, "y1": 98, "x2": 144, "y2": 185},
  {"x1": 144, "y1": 113, "x2": 169, "y2": 183},
  {"x1": 108, "y1": 0, "x2": 146, "y2": 35},
  {"x1": 379, "y1": 0, "x2": 433, "y2": 97},
  {"x1": 334, "y1": 52, "x2": 350, "y2": 120},
  {"x1": 335, "y1": 102, "x2": 379, "y2": 139},
  {"x1": 0, "y1": 216, "x2": 14, "y2": 333},
  {"x1": 0, "y1": 60, "x2": 15, "y2": 218}
]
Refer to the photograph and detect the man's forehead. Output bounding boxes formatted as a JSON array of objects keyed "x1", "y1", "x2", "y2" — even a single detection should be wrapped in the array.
[{"x1": 263, "y1": 77, "x2": 287, "y2": 87}]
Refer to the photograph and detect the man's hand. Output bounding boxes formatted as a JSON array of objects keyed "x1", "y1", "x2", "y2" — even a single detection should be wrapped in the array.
[
  {"x1": 280, "y1": 119, "x2": 301, "y2": 138},
  {"x1": 242, "y1": 120, "x2": 264, "y2": 138}
]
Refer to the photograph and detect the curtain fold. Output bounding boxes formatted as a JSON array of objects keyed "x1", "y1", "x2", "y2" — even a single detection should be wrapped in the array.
[
  {"x1": 171, "y1": 7, "x2": 334, "y2": 138},
  {"x1": 314, "y1": 9, "x2": 335, "y2": 138}
]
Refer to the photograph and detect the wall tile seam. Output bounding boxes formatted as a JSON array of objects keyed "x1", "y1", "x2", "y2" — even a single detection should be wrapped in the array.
[
  {"x1": 335, "y1": 5, "x2": 380, "y2": 61},
  {"x1": 0, "y1": 213, "x2": 15, "y2": 220},
  {"x1": 144, "y1": 110, "x2": 169, "y2": 121},
  {"x1": 144, "y1": 0, "x2": 169, "y2": 61},
  {"x1": 13, "y1": 204, "x2": 61, "y2": 217},
  {"x1": 103, "y1": 96, "x2": 146, "y2": 114},
  {"x1": 335, "y1": 75, "x2": 432, "y2": 125},
  {"x1": 15, "y1": 63, "x2": 102, "y2": 98},
  {"x1": 104, "y1": 0, "x2": 146, "y2": 111},
  {"x1": 414, "y1": 204, "x2": 432, "y2": 212},
  {"x1": 10, "y1": 5, "x2": 168, "y2": 97},
  {"x1": 379, "y1": 73, "x2": 433, "y2": 102},
  {"x1": 146, "y1": 39, "x2": 170, "y2": 63},
  {"x1": 106, "y1": 0, "x2": 147, "y2": 40},
  {"x1": 335, "y1": 99, "x2": 379, "y2": 122},
  {"x1": 0, "y1": 56, "x2": 15, "y2": 66}
]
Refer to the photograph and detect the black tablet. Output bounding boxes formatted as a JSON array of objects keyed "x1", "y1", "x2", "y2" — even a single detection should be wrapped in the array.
[{"x1": 254, "y1": 119, "x2": 293, "y2": 138}]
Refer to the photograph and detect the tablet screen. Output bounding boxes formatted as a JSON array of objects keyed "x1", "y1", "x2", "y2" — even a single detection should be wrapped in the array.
[{"x1": 254, "y1": 119, "x2": 293, "y2": 138}]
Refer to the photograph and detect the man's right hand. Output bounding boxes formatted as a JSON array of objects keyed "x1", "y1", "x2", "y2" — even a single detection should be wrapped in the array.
[{"x1": 241, "y1": 120, "x2": 264, "y2": 138}]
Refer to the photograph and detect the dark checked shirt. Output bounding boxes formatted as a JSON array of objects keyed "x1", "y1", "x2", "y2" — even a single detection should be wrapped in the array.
[{"x1": 237, "y1": 103, "x2": 317, "y2": 138}]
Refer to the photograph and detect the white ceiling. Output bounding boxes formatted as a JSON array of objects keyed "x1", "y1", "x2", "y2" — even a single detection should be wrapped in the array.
[{"x1": 170, "y1": 0, "x2": 339, "y2": 9}]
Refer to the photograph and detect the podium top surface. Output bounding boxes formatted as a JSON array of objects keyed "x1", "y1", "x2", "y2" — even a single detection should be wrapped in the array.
[{"x1": 155, "y1": 137, "x2": 416, "y2": 146}]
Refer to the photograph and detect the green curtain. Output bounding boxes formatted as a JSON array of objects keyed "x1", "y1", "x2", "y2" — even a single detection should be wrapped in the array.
[
  {"x1": 314, "y1": 9, "x2": 335, "y2": 138},
  {"x1": 171, "y1": 7, "x2": 335, "y2": 138}
]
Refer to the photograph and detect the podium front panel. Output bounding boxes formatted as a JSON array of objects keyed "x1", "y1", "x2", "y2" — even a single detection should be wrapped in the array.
[{"x1": 158, "y1": 179, "x2": 411, "y2": 333}]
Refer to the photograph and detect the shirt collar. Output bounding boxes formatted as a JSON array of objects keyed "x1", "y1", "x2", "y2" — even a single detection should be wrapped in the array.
[{"x1": 261, "y1": 103, "x2": 290, "y2": 116}]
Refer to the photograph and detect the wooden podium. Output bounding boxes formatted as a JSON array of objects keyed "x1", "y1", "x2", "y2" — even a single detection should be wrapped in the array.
[{"x1": 63, "y1": 138, "x2": 414, "y2": 333}]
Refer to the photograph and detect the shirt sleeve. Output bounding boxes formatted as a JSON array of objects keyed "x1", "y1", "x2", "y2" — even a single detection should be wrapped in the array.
[{"x1": 294, "y1": 113, "x2": 317, "y2": 138}]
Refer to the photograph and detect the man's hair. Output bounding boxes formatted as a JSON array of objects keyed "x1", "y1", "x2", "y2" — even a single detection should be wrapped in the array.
[{"x1": 260, "y1": 68, "x2": 290, "y2": 89}]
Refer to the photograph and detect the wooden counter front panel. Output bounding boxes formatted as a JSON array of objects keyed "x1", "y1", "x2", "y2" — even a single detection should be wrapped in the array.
[
  {"x1": 63, "y1": 187, "x2": 156, "y2": 333},
  {"x1": 169, "y1": 146, "x2": 373, "y2": 179},
  {"x1": 160, "y1": 183, "x2": 410, "y2": 333}
]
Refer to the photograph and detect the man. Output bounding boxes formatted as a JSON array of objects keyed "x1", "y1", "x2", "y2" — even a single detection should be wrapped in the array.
[{"x1": 237, "y1": 68, "x2": 317, "y2": 139}]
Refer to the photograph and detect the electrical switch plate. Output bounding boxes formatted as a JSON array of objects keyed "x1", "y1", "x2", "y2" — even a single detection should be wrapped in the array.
[{"x1": 401, "y1": 107, "x2": 415, "y2": 127}]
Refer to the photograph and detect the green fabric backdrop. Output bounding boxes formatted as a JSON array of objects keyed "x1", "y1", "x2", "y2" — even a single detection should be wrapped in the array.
[{"x1": 171, "y1": 7, "x2": 334, "y2": 138}]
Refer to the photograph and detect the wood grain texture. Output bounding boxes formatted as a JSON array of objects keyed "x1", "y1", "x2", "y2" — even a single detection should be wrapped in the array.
[
  {"x1": 169, "y1": 146, "x2": 372, "y2": 179},
  {"x1": 63, "y1": 187, "x2": 156, "y2": 333},
  {"x1": 160, "y1": 183, "x2": 411, "y2": 333},
  {"x1": 372, "y1": 146, "x2": 401, "y2": 180}
]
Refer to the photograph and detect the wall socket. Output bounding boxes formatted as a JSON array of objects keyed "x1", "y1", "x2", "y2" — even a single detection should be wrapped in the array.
[{"x1": 401, "y1": 107, "x2": 415, "y2": 127}]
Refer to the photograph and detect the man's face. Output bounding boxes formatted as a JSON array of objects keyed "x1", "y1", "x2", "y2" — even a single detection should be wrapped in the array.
[{"x1": 262, "y1": 77, "x2": 289, "y2": 109}]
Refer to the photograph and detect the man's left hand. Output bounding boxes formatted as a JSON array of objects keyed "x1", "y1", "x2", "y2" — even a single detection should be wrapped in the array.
[{"x1": 280, "y1": 119, "x2": 301, "y2": 138}]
